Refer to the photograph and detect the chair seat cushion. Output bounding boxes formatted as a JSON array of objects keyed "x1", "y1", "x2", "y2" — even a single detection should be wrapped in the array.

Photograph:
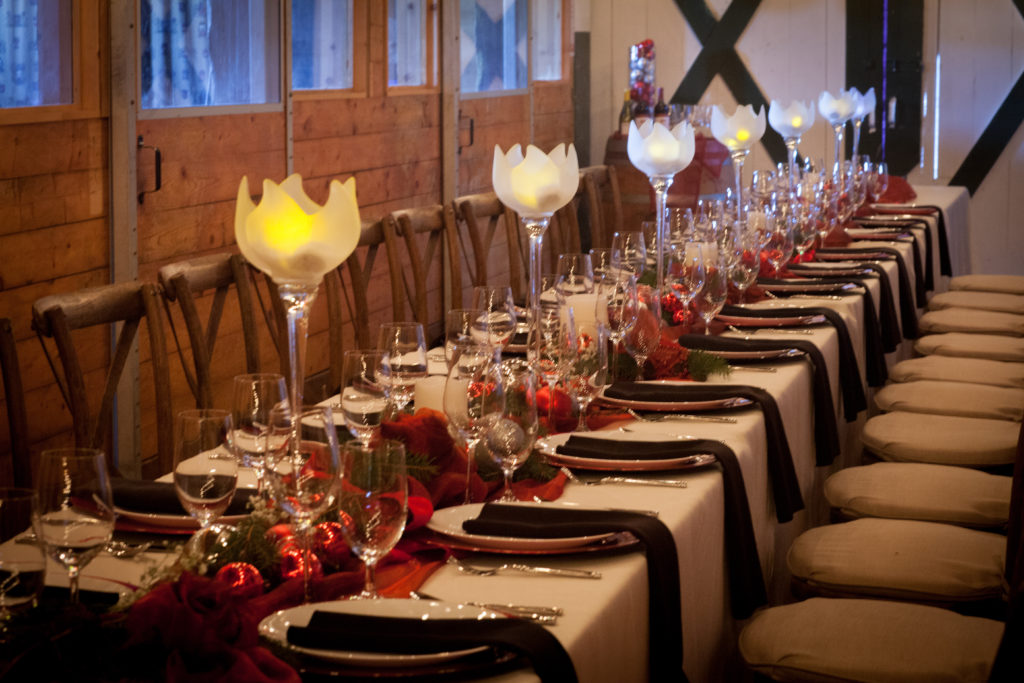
[
  {"x1": 787, "y1": 518, "x2": 1006, "y2": 602},
  {"x1": 889, "y1": 356, "x2": 1024, "y2": 388},
  {"x1": 919, "y1": 308, "x2": 1024, "y2": 337},
  {"x1": 951, "y1": 274, "x2": 1024, "y2": 295},
  {"x1": 739, "y1": 597, "x2": 1003, "y2": 683},
  {"x1": 915, "y1": 332, "x2": 1024, "y2": 362},
  {"x1": 929, "y1": 290, "x2": 1024, "y2": 315},
  {"x1": 824, "y1": 462, "x2": 1012, "y2": 528},
  {"x1": 861, "y1": 412, "x2": 1020, "y2": 467},
  {"x1": 873, "y1": 380, "x2": 1024, "y2": 421}
]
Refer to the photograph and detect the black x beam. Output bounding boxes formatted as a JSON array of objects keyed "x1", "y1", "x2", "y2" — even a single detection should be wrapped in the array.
[{"x1": 670, "y1": 0, "x2": 788, "y2": 164}]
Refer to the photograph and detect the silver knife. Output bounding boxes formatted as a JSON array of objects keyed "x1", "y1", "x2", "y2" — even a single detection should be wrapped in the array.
[
  {"x1": 508, "y1": 564, "x2": 601, "y2": 579},
  {"x1": 598, "y1": 477, "x2": 688, "y2": 489},
  {"x1": 661, "y1": 413, "x2": 738, "y2": 424}
]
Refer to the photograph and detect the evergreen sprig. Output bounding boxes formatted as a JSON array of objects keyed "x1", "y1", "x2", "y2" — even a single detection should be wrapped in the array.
[{"x1": 686, "y1": 348, "x2": 732, "y2": 381}]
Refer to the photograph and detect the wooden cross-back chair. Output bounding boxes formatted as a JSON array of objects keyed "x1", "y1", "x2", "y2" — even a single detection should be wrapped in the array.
[
  {"x1": 453, "y1": 192, "x2": 528, "y2": 304},
  {"x1": 323, "y1": 219, "x2": 390, "y2": 392},
  {"x1": 158, "y1": 252, "x2": 286, "y2": 409},
  {"x1": 580, "y1": 165, "x2": 624, "y2": 249},
  {"x1": 31, "y1": 282, "x2": 173, "y2": 477},
  {"x1": 549, "y1": 184, "x2": 585, "y2": 258},
  {"x1": 1, "y1": 318, "x2": 30, "y2": 488},
  {"x1": 384, "y1": 204, "x2": 463, "y2": 344}
]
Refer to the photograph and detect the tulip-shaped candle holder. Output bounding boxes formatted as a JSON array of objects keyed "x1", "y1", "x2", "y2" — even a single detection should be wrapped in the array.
[
  {"x1": 235, "y1": 175, "x2": 361, "y2": 454},
  {"x1": 819, "y1": 89, "x2": 858, "y2": 171},
  {"x1": 710, "y1": 104, "x2": 766, "y2": 223},
  {"x1": 492, "y1": 144, "x2": 579, "y2": 364},
  {"x1": 627, "y1": 120, "x2": 696, "y2": 318},
  {"x1": 850, "y1": 87, "x2": 875, "y2": 165},
  {"x1": 768, "y1": 100, "x2": 815, "y2": 190}
]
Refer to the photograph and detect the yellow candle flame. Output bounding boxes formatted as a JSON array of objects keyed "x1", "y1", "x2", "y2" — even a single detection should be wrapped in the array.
[
  {"x1": 263, "y1": 201, "x2": 314, "y2": 254},
  {"x1": 510, "y1": 160, "x2": 560, "y2": 209},
  {"x1": 736, "y1": 129, "x2": 750, "y2": 142},
  {"x1": 791, "y1": 115, "x2": 803, "y2": 128}
]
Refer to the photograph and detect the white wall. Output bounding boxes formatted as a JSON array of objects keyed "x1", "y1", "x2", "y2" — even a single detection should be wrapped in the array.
[{"x1": 586, "y1": 0, "x2": 1024, "y2": 275}]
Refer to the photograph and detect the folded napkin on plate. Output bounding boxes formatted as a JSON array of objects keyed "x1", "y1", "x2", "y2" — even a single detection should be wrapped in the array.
[
  {"x1": 462, "y1": 503, "x2": 686, "y2": 682},
  {"x1": 817, "y1": 247, "x2": 919, "y2": 337},
  {"x1": 111, "y1": 478, "x2": 256, "y2": 516},
  {"x1": 556, "y1": 436, "x2": 767, "y2": 618},
  {"x1": 602, "y1": 383, "x2": 803, "y2": 522},
  {"x1": 288, "y1": 610, "x2": 577, "y2": 683},
  {"x1": 869, "y1": 203, "x2": 950, "y2": 276},
  {"x1": 719, "y1": 304, "x2": 868, "y2": 419},
  {"x1": 676, "y1": 334, "x2": 841, "y2": 465},
  {"x1": 855, "y1": 217, "x2": 934, "y2": 290}
]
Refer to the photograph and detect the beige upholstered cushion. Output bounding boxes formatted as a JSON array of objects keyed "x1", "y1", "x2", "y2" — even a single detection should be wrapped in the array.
[
  {"x1": 915, "y1": 332, "x2": 1024, "y2": 362},
  {"x1": 740, "y1": 598, "x2": 1003, "y2": 683},
  {"x1": 873, "y1": 380, "x2": 1024, "y2": 421},
  {"x1": 824, "y1": 462, "x2": 1012, "y2": 528},
  {"x1": 929, "y1": 290, "x2": 1024, "y2": 315},
  {"x1": 918, "y1": 308, "x2": 1024, "y2": 337},
  {"x1": 861, "y1": 411, "x2": 1020, "y2": 467},
  {"x1": 787, "y1": 518, "x2": 1006, "y2": 602},
  {"x1": 889, "y1": 356, "x2": 1024, "y2": 389},
  {"x1": 951, "y1": 274, "x2": 1024, "y2": 295}
]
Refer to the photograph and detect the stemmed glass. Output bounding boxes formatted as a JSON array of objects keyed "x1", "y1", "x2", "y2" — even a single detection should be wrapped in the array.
[
  {"x1": 872, "y1": 162, "x2": 889, "y2": 200},
  {"x1": 0, "y1": 488, "x2": 44, "y2": 630},
  {"x1": 763, "y1": 218, "x2": 796, "y2": 277},
  {"x1": 624, "y1": 284, "x2": 662, "y2": 377},
  {"x1": 445, "y1": 308, "x2": 488, "y2": 366},
  {"x1": 485, "y1": 359, "x2": 539, "y2": 500},
  {"x1": 694, "y1": 246, "x2": 728, "y2": 334},
  {"x1": 589, "y1": 247, "x2": 615, "y2": 277},
  {"x1": 554, "y1": 253, "x2": 595, "y2": 300},
  {"x1": 535, "y1": 305, "x2": 577, "y2": 423},
  {"x1": 173, "y1": 409, "x2": 238, "y2": 551},
  {"x1": 596, "y1": 272, "x2": 638, "y2": 381},
  {"x1": 471, "y1": 287, "x2": 517, "y2": 348},
  {"x1": 35, "y1": 449, "x2": 115, "y2": 604},
  {"x1": 337, "y1": 440, "x2": 407, "y2": 599},
  {"x1": 666, "y1": 242, "x2": 706, "y2": 317},
  {"x1": 728, "y1": 226, "x2": 762, "y2": 299},
  {"x1": 340, "y1": 350, "x2": 388, "y2": 447},
  {"x1": 610, "y1": 231, "x2": 648, "y2": 276},
  {"x1": 265, "y1": 405, "x2": 343, "y2": 602},
  {"x1": 443, "y1": 343, "x2": 506, "y2": 503},
  {"x1": 377, "y1": 322, "x2": 428, "y2": 414},
  {"x1": 231, "y1": 374, "x2": 287, "y2": 498}
]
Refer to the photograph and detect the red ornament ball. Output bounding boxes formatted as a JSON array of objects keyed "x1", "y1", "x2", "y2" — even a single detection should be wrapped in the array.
[
  {"x1": 214, "y1": 562, "x2": 264, "y2": 599},
  {"x1": 267, "y1": 523, "x2": 295, "y2": 547},
  {"x1": 280, "y1": 546, "x2": 323, "y2": 581},
  {"x1": 313, "y1": 521, "x2": 350, "y2": 566}
]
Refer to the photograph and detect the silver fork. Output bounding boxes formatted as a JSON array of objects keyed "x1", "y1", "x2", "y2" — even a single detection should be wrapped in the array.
[
  {"x1": 626, "y1": 408, "x2": 738, "y2": 425},
  {"x1": 560, "y1": 466, "x2": 687, "y2": 489},
  {"x1": 448, "y1": 556, "x2": 600, "y2": 579},
  {"x1": 727, "y1": 324, "x2": 814, "y2": 336}
]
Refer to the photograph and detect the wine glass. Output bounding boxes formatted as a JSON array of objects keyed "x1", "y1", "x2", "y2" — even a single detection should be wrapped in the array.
[
  {"x1": 443, "y1": 343, "x2": 505, "y2": 503},
  {"x1": 265, "y1": 404, "x2": 343, "y2": 602},
  {"x1": 471, "y1": 286, "x2": 517, "y2": 348},
  {"x1": 624, "y1": 284, "x2": 662, "y2": 378},
  {"x1": 610, "y1": 230, "x2": 647, "y2": 276},
  {"x1": 340, "y1": 350, "x2": 388, "y2": 447},
  {"x1": 596, "y1": 272, "x2": 638, "y2": 380},
  {"x1": 728, "y1": 225, "x2": 762, "y2": 299},
  {"x1": 0, "y1": 488, "x2": 44, "y2": 630},
  {"x1": 666, "y1": 242, "x2": 705, "y2": 313},
  {"x1": 337, "y1": 440, "x2": 407, "y2": 599},
  {"x1": 377, "y1": 322, "x2": 428, "y2": 413},
  {"x1": 589, "y1": 247, "x2": 615, "y2": 277},
  {"x1": 566, "y1": 311, "x2": 602, "y2": 432},
  {"x1": 763, "y1": 217, "x2": 795, "y2": 277},
  {"x1": 873, "y1": 161, "x2": 889, "y2": 199},
  {"x1": 35, "y1": 449, "x2": 115, "y2": 604},
  {"x1": 484, "y1": 359, "x2": 539, "y2": 500},
  {"x1": 554, "y1": 253, "x2": 595, "y2": 300},
  {"x1": 173, "y1": 409, "x2": 238, "y2": 549},
  {"x1": 445, "y1": 308, "x2": 487, "y2": 366},
  {"x1": 695, "y1": 245, "x2": 728, "y2": 334},
  {"x1": 231, "y1": 373, "x2": 287, "y2": 497},
  {"x1": 535, "y1": 305, "x2": 578, "y2": 422}
]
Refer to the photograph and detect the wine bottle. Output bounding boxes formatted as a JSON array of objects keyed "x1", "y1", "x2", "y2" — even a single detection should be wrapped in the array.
[
  {"x1": 653, "y1": 87, "x2": 671, "y2": 127},
  {"x1": 618, "y1": 89, "x2": 632, "y2": 136},
  {"x1": 633, "y1": 98, "x2": 652, "y2": 127}
]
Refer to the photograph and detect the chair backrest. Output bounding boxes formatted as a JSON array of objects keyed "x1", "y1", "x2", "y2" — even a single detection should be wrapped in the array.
[
  {"x1": 385, "y1": 204, "x2": 463, "y2": 343},
  {"x1": 158, "y1": 252, "x2": 282, "y2": 409},
  {"x1": 0, "y1": 318, "x2": 30, "y2": 488},
  {"x1": 580, "y1": 165, "x2": 624, "y2": 249},
  {"x1": 453, "y1": 192, "x2": 528, "y2": 303},
  {"x1": 31, "y1": 281, "x2": 173, "y2": 477}
]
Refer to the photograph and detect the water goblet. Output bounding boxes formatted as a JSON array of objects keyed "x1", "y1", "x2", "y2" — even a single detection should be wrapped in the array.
[
  {"x1": 265, "y1": 404, "x2": 343, "y2": 602},
  {"x1": 337, "y1": 440, "x2": 407, "y2": 599},
  {"x1": 596, "y1": 272, "x2": 638, "y2": 380},
  {"x1": 484, "y1": 359, "x2": 539, "y2": 500},
  {"x1": 624, "y1": 284, "x2": 662, "y2": 378},
  {"x1": 728, "y1": 225, "x2": 762, "y2": 299},
  {"x1": 471, "y1": 286, "x2": 517, "y2": 348},
  {"x1": 340, "y1": 350, "x2": 389, "y2": 447},
  {"x1": 763, "y1": 217, "x2": 796, "y2": 276},
  {"x1": 35, "y1": 449, "x2": 115, "y2": 604},
  {"x1": 0, "y1": 488, "x2": 44, "y2": 633},
  {"x1": 231, "y1": 373, "x2": 287, "y2": 497},
  {"x1": 173, "y1": 409, "x2": 238, "y2": 552},
  {"x1": 377, "y1": 322, "x2": 428, "y2": 413},
  {"x1": 610, "y1": 230, "x2": 647, "y2": 276},
  {"x1": 695, "y1": 246, "x2": 729, "y2": 334},
  {"x1": 666, "y1": 242, "x2": 705, "y2": 314}
]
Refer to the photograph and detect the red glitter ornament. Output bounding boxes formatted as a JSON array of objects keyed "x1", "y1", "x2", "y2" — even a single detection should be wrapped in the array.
[
  {"x1": 267, "y1": 523, "x2": 295, "y2": 547},
  {"x1": 279, "y1": 545, "x2": 323, "y2": 581},
  {"x1": 214, "y1": 562, "x2": 264, "y2": 599},
  {"x1": 313, "y1": 521, "x2": 350, "y2": 566}
]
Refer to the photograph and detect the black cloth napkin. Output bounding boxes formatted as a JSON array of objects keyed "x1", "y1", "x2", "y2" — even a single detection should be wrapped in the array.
[
  {"x1": 462, "y1": 503, "x2": 686, "y2": 682},
  {"x1": 288, "y1": 610, "x2": 577, "y2": 683},
  {"x1": 676, "y1": 334, "x2": 841, "y2": 465},
  {"x1": 110, "y1": 478, "x2": 256, "y2": 516},
  {"x1": 720, "y1": 304, "x2": 868, "y2": 413},
  {"x1": 854, "y1": 217, "x2": 935, "y2": 291},
  {"x1": 602, "y1": 383, "x2": 804, "y2": 522},
  {"x1": 555, "y1": 436, "x2": 767, "y2": 618},
  {"x1": 916, "y1": 205, "x2": 952, "y2": 277},
  {"x1": 816, "y1": 247, "x2": 919, "y2": 338}
]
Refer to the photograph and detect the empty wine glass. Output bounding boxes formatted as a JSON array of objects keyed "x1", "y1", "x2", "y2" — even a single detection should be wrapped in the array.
[
  {"x1": 173, "y1": 409, "x2": 238, "y2": 550},
  {"x1": 471, "y1": 286, "x2": 517, "y2": 348},
  {"x1": 535, "y1": 305, "x2": 578, "y2": 422},
  {"x1": 377, "y1": 322, "x2": 428, "y2": 414},
  {"x1": 337, "y1": 440, "x2": 407, "y2": 599},
  {"x1": 566, "y1": 312, "x2": 602, "y2": 432},
  {"x1": 763, "y1": 217, "x2": 795, "y2": 276},
  {"x1": 443, "y1": 343, "x2": 505, "y2": 503},
  {"x1": 611, "y1": 230, "x2": 647, "y2": 276},
  {"x1": 0, "y1": 488, "x2": 44, "y2": 630},
  {"x1": 340, "y1": 350, "x2": 388, "y2": 447},
  {"x1": 554, "y1": 253, "x2": 595, "y2": 300},
  {"x1": 695, "y1": 245, "x2": 728, "y2": 334},
  {"x1": 266, "y1": 404, "x2": 343, "y2": 602},
  {"x1": 231, "y1": 373, "x2": 287, "y2": 497},
  {"x1": 728, "y1": 225, "x2": 762, "y2": 298},
  {"x1": 484, "y1": 359, "x2": 539, "y2": 500},
  {"x1": 873, "y1": 161, "x2": 889, "y2": 199},
  {"x1": 589, "y1": 247, "x2": 615, "y2": 277},
  {"x1": 445, "y1": 308, "x2": 487, "y2": 366},
  {"x1": 666, "y1": 242, "x2": 705, "y2": 312},
  {"x1": 624, "y1": 284, "x2": 662, "y2": 378},
  {"x1": 35, "y1": 449, "x2": 115, "y2": 604},
  {"x1": 596, "y1": 272, "x2": 638, "y2": 380}
]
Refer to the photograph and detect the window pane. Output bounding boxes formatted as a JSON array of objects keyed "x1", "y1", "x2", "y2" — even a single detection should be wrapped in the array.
[
  {"x1": 389, "y1": 0, "x2": 427, "y2": 87},
  {"x1": 531, "y1": 0, "x2": 561, "y2": 81},
  {"x1": 460, "y1": 0, "x2": 527, "y2": 93},
  {"x1": 0, "y1": 0, "x2": 72, "y2": 108},
  {"x1": 292, "y1": 0, "x2": 353, "y2": 91},
  {"x1": 141, "y1": 0, "x2": 281, "y2": 109}
]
